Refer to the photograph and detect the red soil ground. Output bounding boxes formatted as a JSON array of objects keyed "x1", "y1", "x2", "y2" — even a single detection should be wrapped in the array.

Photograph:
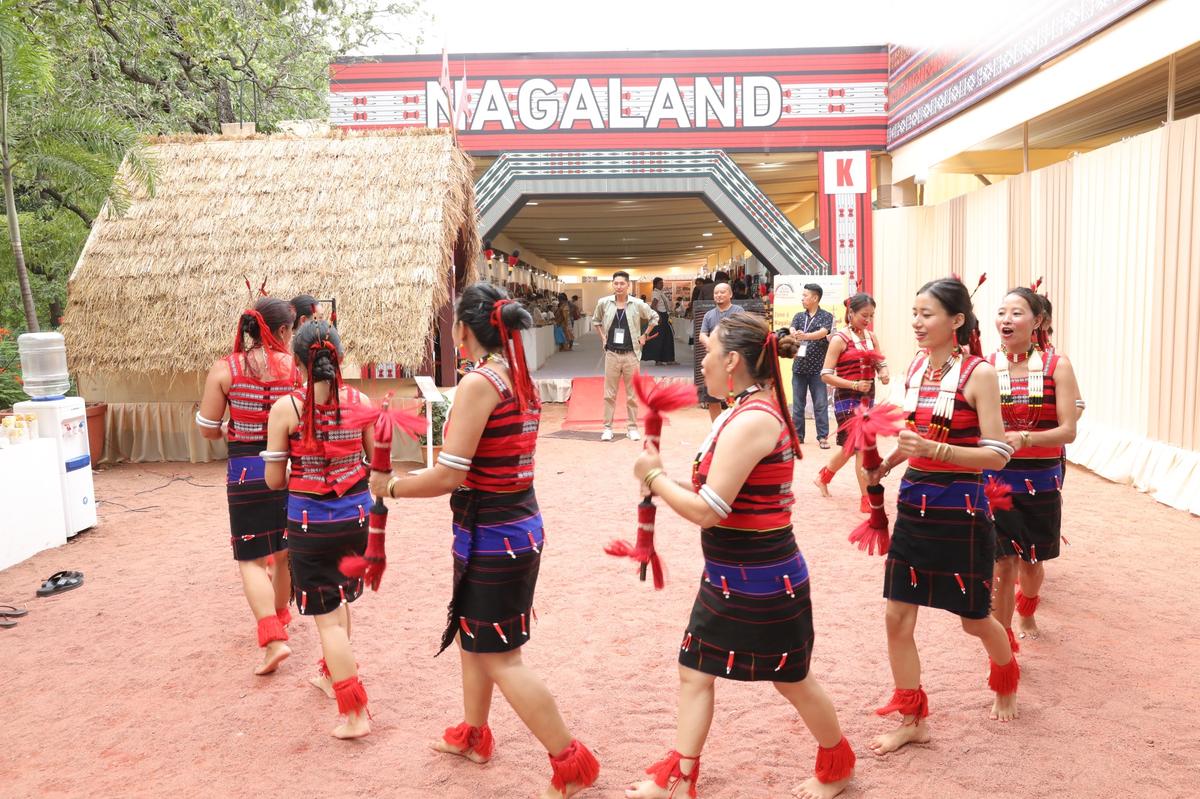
[{"x1": 2, "y1": 404, "x2": 1198, "y2": 798}]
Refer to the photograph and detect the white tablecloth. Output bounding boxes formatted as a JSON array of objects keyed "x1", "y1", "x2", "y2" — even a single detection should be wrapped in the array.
[
  {"x1": 0, "y1": 438, "x2": 67, "y2": 571},
  {"x1": 521, "y1": 326, "x2": 557, "y2": 372}
]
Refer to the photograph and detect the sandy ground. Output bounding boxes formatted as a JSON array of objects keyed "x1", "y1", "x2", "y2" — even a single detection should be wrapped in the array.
[{"x1": 2, "y1": 404, "x2": 1199, "y2": 798}]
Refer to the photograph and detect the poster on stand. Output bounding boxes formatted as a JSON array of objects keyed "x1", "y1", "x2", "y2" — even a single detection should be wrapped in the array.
[{"x1": 773, "y1": 274, "x2": 849, "y2": 404}]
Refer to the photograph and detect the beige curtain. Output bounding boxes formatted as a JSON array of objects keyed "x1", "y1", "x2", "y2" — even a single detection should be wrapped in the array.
[{"x1": 874, "y1": 118, "x2": 1200, "y2": 516}]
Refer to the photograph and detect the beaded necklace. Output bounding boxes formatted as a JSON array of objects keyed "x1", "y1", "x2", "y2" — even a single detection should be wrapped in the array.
[
  {"x1": 995, "y1": 345, "x2": 1044, "y2": 431},
  {"x1": 903, "y1": 351, "x2": 963, "y2": 443}
]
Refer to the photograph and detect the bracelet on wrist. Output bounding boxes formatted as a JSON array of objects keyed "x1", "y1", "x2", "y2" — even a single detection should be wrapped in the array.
[
  {"x1": 643, "y1": 467, "x2": 665, "y2": 492},
  {"x1": 386, "y1": 475, "x2": 400, "y2": 498}
]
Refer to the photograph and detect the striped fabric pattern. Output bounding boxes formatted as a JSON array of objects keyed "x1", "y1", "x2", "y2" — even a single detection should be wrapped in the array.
[
  {"x1": 287, "y1": 386, "x2": 369, "y2": 497},
  {"x1": 225, "y1": 441, "x2": 288, "y2": 561},
  {"x1": 460, "y1": 366, "x2": 540, "y2": 493},
  {"x1": 907, "y1": 354, "x2": 984, "y2": 472},
  {"x1": 224, "y1": 354, "x2": 296, "y2": 443}
]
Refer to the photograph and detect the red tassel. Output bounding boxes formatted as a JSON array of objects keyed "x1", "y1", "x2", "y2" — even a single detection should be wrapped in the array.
[
  {"x1": 1025, "y1": 478, "x2": 1037, "y2": 495},
  {"x1": 333, "y1": 675, "x2": 369, "y2": 715},
  {"x1": 1010, "y1": 538, "x2": 1024, "y2": 556},
  {"x1": 988, "y1": 656, "x2": 1020, "y2": 695},
  {"x1": 302, "y1": 510, "x2": 308, "y2": 532},
  {"x1": 604, "y1": 500, "x2": 665, "y2": 590},
  {"x1": 300, "y1": 590, "x2": 308, "y2": 614},
  {"x1": 725, "y1": 650, "x2": 735, "y2": 675},
  {"x1": 1061, "y1": 534, "x2": 1071, "y2": 546},
  {"x1": 818, "y1": 466, "x2": 835, "y2": 485},
  {"x1": 838, "y1": 401, "x2": 905, "y2": 459},
  {"x1": 775, "y1": 652, "x2": 788, "y2": 672},
  {"x1": 814, "y1": 736, "x2": 856, "y2": 784},
  {"x1": 954, "y1": 573, "x2": 966, "y2": 594},
  {"x1": 909, "y1": 566, "x2": 918, "y2": 587},
  {"x1": 520, "y1": 613, "x2": 528, "y2": 636},
  {"x1": 848, "y1": 484, "x2": 890, "y2": 555},
  {"x1": 256, "y1": 615, "x2": 288, "y2": 647},
  {"x1": 459, "y1": 617, "x2": 475, "y2": 639},
  {"x1": 443, "y1": 722, "x2": 495, "y2": 760},
  {"x1": 920, "y1": 494, "x2": 927, "y2": 516},
  {"x1": 645, "y1": 750, "x2": 700, "y2": 798},
  {"x1": 1006, "y1": 628, "x2": 1020, "y2": 654},
  {"x1": 276, "y1": 606, "x2": 292, "y2": 626},
  {"x1": 527, "y1": 532, "x2": 540, "y2": 554},
  {"x1": 984, "y1": 476, "x2": 1014, "y2": 514},
  {"x1": 548, "y1": 739, "x2": 600, "y2": 794},
  {"x1": 492, "y1": 622, "x2": 509, "y2": 644},
  {"x1": 680, "y1": 632, "x2": 692, "y2": 652},
  {"x1": 875, "y1": 686, "x2": 929, "y2": 719},
  {"x1": 783, "y1": 574, "x2": 795, "y2": 598},
  {"x1": 1030, "y1": 544, "x2": 1038, "y2": 564},
  {"x1": 238, "y1": 467, "x2": 247, "y2": 485},
  {"x1": 1015, "y1": 590, "x2": 1040, "y2": 618},
  {"x1": 964, "y1": 494, "x2": 975, "y2": 516}
]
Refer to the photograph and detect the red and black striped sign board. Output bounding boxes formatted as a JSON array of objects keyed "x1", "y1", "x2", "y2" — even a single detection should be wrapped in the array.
[{"x1": 329, "y1": 47, "x2": 887, "y2": 154}]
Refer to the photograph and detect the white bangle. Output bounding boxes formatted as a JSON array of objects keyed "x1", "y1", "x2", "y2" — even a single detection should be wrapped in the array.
[
  {"x1": 437, "y1": 452, "x2": 472, "y2": 471},
  {"x1": 1075, "y1": 399, "x2": 1086, "y2": 409},
  {"x1": 819, "y1": 368, "x2": 835, "y2": 376},
  {"x1": 698, "y1": 484, "x2": 732, "y2": 519},
  {"x1": 978, "y1": 438, "x2": 1014, "y2": 463},
  {"x1": 259, "y1": 450, "x2": 289, "y2": 462},
  {"x1": 195, "y1": 412, "x2": 223, "y2": 429}
]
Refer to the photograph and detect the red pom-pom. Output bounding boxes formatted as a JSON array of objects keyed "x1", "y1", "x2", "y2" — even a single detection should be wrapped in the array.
[
  {"x1": 984, "y1": 476, "x2": 1014, "y2": 513},
  {"x1": 839, "y1": 402, "x2": 906, "y2": 457},
  {"x1": 633, "y1": 374, "x2": 696, "y2": 414}
]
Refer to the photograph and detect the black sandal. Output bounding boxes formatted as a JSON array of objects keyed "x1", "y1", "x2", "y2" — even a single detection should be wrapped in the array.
[{"x1": 36, "y1": 571, "x2": 84, "y2": 597}]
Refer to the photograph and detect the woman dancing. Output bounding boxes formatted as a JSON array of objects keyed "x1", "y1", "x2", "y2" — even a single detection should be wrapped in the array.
[
  {"x1": 988, "y1": 287, "x2": 1079, "y2": 644},
  {"x1": 813, "y1": 293, "x2": 890, "y2": 512},
  {"x1": 264, "y1": 320, "x2": 374, "y2": 739},
  {"x1": 373, "y1": 283, "x2": 598, "y2": 798},
  {"x1": 197, "y1": 297, "x2": 297, "y2": 675},
  {"x1": 626, "y1": 312, "x2": 855, "y2": 799},
  {"x1": 867, "y1": 277, "x2": 1020, "y2": 755}
]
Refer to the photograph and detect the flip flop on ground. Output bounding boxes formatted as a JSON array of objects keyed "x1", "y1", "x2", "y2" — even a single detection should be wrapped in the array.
[
  {"x1": 0, "y1": 604, "x2": 29, "y2": 617},
  {"x1": 36, "y1": 571, "x2": 84, "y2": 597},
  {"x1": 0, "y1": 617, "x2": 15, "y2": 629}
]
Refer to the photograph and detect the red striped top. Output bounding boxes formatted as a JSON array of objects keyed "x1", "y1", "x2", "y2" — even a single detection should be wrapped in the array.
[
  {"x1": 908, "y1": 354, "x2": 984, "y2": 473},
  {"x1": 987, "y1": 352, "x2": 1063, "y2": 459},
  {"x1": 692, "y1": 396, "x2": 795, "y2": 532},
  {"x1": 833, "y1": 329, "x2": 879, "y2": 382},
  {"x1": 459, "y1": 366, "x2": 540, "y2": 493},
  {"x1": 224, "y1": 354, "x2": 297, "y2": 444},
  {"x1": 287, "y1": 386, "x2": 369, "y2": 497}
]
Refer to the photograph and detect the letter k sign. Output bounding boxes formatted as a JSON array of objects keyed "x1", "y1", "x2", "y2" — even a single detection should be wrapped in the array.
[{"x1": 821, "y1": 150, "x2": 866, "y2": 195}]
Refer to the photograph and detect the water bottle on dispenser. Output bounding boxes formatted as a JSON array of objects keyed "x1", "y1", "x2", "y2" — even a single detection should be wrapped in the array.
[{"x1": 14, "y1": 332, "x2": 97, "y2": 537}]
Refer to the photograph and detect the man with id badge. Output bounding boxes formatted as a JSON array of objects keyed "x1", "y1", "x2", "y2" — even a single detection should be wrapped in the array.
[
  {"x1": 789, "y1": 283, "x2": 835, "y2": 448},
  {"x1": 592, "y1": 270, "x2": 659, "y2": 441}
]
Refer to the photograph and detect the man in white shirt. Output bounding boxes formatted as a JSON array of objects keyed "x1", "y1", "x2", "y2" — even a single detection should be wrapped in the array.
[{"x1": 591, "y1": 270, "x2": 658, "y2": 441}]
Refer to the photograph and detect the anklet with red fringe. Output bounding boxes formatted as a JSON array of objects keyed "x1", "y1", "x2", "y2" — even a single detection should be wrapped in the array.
[
  {"x1": 548, "y1": 740, "x2": 600, "y2": 796},
  {"x1": 644, "y1": 749, "x2": 700, "y2": 798},
  {"x1": 815, "y1": 736, "x2": 856, "y2": 784},
  {"x1": 875, "y1": 686, "x2": 929, "y2": 722},
  {"x1": 443, "y1": 722, "x2": 494, "y2": 760},
  {"x1": 256, "y1": 615, "x2": 288, "y2": 647}
]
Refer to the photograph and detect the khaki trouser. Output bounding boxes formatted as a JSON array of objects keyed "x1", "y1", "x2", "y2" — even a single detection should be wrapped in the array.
[{"x1": 603, "y1": 350, "x2": 640, "y2": 429}]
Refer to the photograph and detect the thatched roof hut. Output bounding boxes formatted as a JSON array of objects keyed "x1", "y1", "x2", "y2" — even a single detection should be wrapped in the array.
[{"x1": 62, "y1": 128, "x2": 477, "y2": 463}]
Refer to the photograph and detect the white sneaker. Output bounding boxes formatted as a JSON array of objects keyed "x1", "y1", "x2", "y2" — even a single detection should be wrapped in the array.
[
  {"x1": 601, "y1": 429, "x2": 614, "y2": 441},
  {"x1": 627, "y1": 429, "x2": 641, "y2": 441}
]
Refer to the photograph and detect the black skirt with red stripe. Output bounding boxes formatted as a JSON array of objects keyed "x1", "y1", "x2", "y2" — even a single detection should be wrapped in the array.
[
  {"x1": 678, "y1": 525, "x2": 814, "y2": 683},
  {"x1": 226, "y1": 442, "x2": 288, "y2": 561},
  {"x1": 440, "y1": 486, "x2": 545, "y2": 655},
  {"x1": 285, "y1": 478, "x2": 369, "y2": 616},
  {"x1": 884, "y1": 468, "x2": 995, "y2": 619}
]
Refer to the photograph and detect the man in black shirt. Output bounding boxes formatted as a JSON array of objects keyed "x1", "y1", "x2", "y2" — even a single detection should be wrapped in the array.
[{"x1": 789, "y1": 283, "x2": 835, "y2": 448}]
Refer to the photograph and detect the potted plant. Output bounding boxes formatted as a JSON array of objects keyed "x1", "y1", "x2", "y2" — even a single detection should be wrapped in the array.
[{"x1": 417, "y1": 398, "x2": 449, "y2": 463}]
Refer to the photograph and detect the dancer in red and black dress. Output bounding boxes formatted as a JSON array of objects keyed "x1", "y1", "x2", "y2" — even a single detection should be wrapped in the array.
[
  {"x1": 867, "y1": 278, "x2": 1020, "y2": 756},
  {"x1": 197, "y1": 297, "x2": 297, "y2": 675},
  {"x1": 264, "y1": 320, "x2": 375, "y2": 739},
  {"x1": 627, "y1": 313, "x2": 854, "y2": 799},
  {"x1": 988, "y1": 287, "x2": 1080, "y2": 645},
  {"x1": 814, "y1": 293, "x2": 890, "y2": 511},
  {"x1": 374, "y1": 283, "x2": 598, "y2": 799}
]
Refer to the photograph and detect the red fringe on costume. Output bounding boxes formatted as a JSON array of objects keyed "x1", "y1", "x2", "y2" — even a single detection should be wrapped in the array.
[
  {"x1": 1006, "y1": 627, "x2": 1021, "y2": 654},
  {"x1": 645, "y1": 750, "x2": 700, "y2": 798},
  {"x1": 256, "y1": 615, "x2": 288, "y2": 647},
  {"x1": 814, "y1": 737, "x2": 856, "y2": 784},
  {"x1": 443, "y1": 722, "x2": 495, "y2": 760},
  {"x1": 275, "y1": 606, "x2": 292, "y2": 626},
  {"x1": 1015, "y1": 590, "x2": 1040, "y2": 617},
  {"x1": 988, "y1": 656, "x2": 1020, "y2": 695},
  {"x1": 333, "y1": 675, "x2": 369, "y2": 715},
  {"x1": 548, "y1": 739, "x2": 600, "y2": 794},
  {"x1": 875, "y1": 686, "x2": 929, "y2": 719}
]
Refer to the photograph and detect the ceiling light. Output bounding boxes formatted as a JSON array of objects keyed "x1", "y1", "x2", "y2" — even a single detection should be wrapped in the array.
[
  {"x1": 526, "y1": 201, "x2": 539, "y2": 206},
  {"x1": 568, "y1": 257, "x2": 579, "y2": 261},
  {"x1": 559, "y1": 236, "x2": 569, "y2": 241},
  {"x1": 702, "y1": 232, "x2": 713, "y2": 237},
  {"x1": 622, "y1": 256, "x2": 634, "y2": 260},
  {"x1": 578, "y1": 260, "x2": 588, "y2": 264},
  {"x1": 757, "y1": 162, "x2": 783, "y2": 168},
  {"x1": 618, "y1": 200, "x2": 636, "y2": 204},
  {"x1": 695, "y1": 245, "x2": 704, "y2": 249}
]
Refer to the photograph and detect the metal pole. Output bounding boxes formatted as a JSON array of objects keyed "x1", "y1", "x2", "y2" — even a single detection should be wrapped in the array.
[{"x1": 1167, "y1": 52, "x2": 1177, "y2": 123}]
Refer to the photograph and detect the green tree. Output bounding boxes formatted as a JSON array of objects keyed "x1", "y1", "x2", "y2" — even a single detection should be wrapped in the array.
[{"x1": 1, "y1": 1, "x2": 155, "y2": 331}]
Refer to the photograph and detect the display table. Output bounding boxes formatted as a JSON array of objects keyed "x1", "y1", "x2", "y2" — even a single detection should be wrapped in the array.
[
  {"x1": 520, "y1": 325, "x2": 557, "y2": 372},
  {"x1": 0, "y1": 438, "x2": 67, "y2": 571}
]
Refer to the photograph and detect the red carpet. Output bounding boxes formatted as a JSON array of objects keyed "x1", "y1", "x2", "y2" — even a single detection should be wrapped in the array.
[{"x1": 561, "y1": 376, "x2": 695, "y2": 431}]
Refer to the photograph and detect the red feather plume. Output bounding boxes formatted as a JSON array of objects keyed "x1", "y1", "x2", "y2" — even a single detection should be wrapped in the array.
[
  {"x1": 633, "y1": 374, "x2": 696, "y2": 414},
  {"x1": 985, "y1": 476, "x2": 1014, "y2": 514},
  {"x1": 839, "y1": 402, "x2": 906, "y2": 459},
  {"x1": 1031, "y1": 277, "x2": 1043, "y2": 293}
]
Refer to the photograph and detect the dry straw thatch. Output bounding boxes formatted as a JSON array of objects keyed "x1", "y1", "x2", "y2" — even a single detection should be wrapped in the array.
[{"x1": 63, "y1": 128, "x2": 478, "y2": 376}]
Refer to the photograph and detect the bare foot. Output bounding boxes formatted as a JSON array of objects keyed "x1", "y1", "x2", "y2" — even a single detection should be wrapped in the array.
[
  {"x1": 990, "y1": 692, "x2": 1019, "y2": 722},
  {"x1": 797, "y1": 773, "x2": 853, "y2": 799},
  {"x1": 1017, "y1": 614, "x2": 1040, "y2": 639},
  {"x1": 254, "y1": 641, "x2": 291, "y2": 675},
  {"x1": 869, "y1": 720, "x2": 930, "y2": 755},
  {"x1": 625, "y1": 779, "x2": 673, "y2": 798},
  {"x1": 813, "y1": 475, "x2": 831, "y2": 498},
  {"x1": 542, "y1": 781, "x2": 592, "y2": 798},
  {"x1": 309, "y1": 674, "x2": 335, "y2": 699},
  {"x1": 431, "y1": 738, "x2": 490, "y2": 764},
  {"x1": 332, "y1": 710, "x2": 370, "y2": 739}
]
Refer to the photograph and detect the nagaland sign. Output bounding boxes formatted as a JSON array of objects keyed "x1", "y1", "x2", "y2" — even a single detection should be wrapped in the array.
[{"x1": 330, "y1": 48, "x2": 887, "y2": 153}]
